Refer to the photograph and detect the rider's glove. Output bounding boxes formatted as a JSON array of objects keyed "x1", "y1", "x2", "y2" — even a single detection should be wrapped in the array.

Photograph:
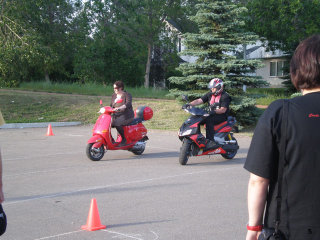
[
  {"x1": 182, "y1": 104, "x2": 190, "y2": 109},
  {"x1": 209, "y1": 106, "x2": 216, "y2": 115},
  {"x1": 209, "y1": 110, "x2": 216, "y2": 115},
  {"x1": 99, "y1": 107, "x2": 106, "y2": 114}
]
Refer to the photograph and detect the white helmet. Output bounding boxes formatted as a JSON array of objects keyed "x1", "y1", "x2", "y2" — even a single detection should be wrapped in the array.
[{"x1": 208, "y1": 78, "x2": 223, "y2": 95}]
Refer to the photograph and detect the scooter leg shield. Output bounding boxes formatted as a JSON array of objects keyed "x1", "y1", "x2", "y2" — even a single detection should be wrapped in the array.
[
  {"x1": 88, "y1": 135, "x2": 105, "y2": 148},
  {"x1": 92, "y1": 142, "x2": 103, "y2": 148}
]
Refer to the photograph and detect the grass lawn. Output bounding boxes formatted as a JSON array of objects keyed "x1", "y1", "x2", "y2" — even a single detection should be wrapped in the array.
[
  {"x1": 0, "y1": 90, "x2": 188, "y2": 131},
  {"x1": 1, "y1": 84, "x2": 293, "y2": 133},
  {"x1": 246, "y1": 87, "x2": 290, "y2": 105}
]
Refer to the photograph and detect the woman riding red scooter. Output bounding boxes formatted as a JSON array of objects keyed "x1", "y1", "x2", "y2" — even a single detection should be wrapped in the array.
[
  {"x1": 110, "y1": 81, "x2": 134, "y2": 146},
  {"x1": 86, "y1": 81, "x2": 153, "y2": 161}
]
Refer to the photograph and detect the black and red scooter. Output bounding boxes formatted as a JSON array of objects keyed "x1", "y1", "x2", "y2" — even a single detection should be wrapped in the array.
[{"x1": 178, "y1": 96, "x2": 239, "y2": 165}]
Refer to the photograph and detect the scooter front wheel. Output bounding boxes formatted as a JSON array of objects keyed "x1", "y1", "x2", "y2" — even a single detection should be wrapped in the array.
[
  {"x1": 86, "y1": 143, "x2": 105, "y2": 161},
  {"x1": 179, "y1": 139, "x2": 192, "y2": 165}
]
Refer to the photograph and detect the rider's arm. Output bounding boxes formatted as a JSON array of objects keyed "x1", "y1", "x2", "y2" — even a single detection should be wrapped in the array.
[
  {"x1": 114, "y1": 92, "x2": 132, "y2": 111},
  {"x1": 246, "y1": 173, "x2": 269, "y2": 240},
  {"x1": 215, "y1": 107, "x2": 227, "y2": 114},
  {"x1": 124, "y1": 92, "x2": 132, "y2": 109},
  {"x1": 115, "y1": 104, "x2": 126, "y2": 110},
  {"x1": 0, "y1": 148, "x2": 4, "y2": 203},
  {"x1": 189, "y1": 98, "x2": 203, "y2": 106}
]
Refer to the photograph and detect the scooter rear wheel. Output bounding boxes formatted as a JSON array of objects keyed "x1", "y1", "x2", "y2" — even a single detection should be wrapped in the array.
[
  {"x1": 179, "y1": 139, "x2": 192, "y2": 165},
  {"x1": 86, "y1": 143, "x2": 105, "y2": 161},
  {"x1": 130, "y1": 146, "x2": 145, "y2": 155},
  {"x1": 221, "y1": 137, "x2": 238, "y2": 160}
]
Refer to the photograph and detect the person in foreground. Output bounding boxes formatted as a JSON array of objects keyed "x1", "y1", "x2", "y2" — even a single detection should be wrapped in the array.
[
  {"x1": 244, "y1": 34, "x2": 320, "y2": 240},
  {"x1": 0, "y1": 111, "x2": 7, "y2": 236},
  {"x1": 110, "y1": 81, "x2": 134, "y2": 146},
  {"x1": 187, "y1": 78, "x2": 231, "y2": 146},
  {"x1": 0, "y1": 149, "x2": 4, "y2": 205},
  {"x1": 0, "y1": 111, "x2": 5, "y2": 204}
]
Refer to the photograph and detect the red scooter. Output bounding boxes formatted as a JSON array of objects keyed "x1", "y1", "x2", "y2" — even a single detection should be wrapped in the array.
[
  {"x1": 86, "y1": 101, "x2": 153, "y2": 161},
  {"x1": 178, "y1": 96, "x2": 239, "y2": 165}
]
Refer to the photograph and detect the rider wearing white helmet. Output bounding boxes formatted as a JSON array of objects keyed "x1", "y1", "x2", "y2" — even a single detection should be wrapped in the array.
[
  {"x1": 187, "y1": 78, "x2": 231, "y2": 144},
  {"x1": 208, "y1": 78, "x2": 224, "y2": 96}
]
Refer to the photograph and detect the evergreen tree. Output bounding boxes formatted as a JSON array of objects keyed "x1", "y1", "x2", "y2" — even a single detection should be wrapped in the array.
[{"x1": 168, "y1": 0, "x2": 267, "y2": 126}]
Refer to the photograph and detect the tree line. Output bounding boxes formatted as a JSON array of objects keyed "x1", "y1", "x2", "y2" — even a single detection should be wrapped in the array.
[
  {"x1": 1, "y1": 0, "x2": 320, "y2": 90},
  {"x1": 0, "y1": 0, "x2": 197, "y2": 87}
]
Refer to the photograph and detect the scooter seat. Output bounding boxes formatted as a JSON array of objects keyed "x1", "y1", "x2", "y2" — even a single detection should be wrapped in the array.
[
  {"x1": 127, "y1": 118, "x2": 143, "y2": 126},
  {"x1": 214, "y1": 121, "x2": 228, "y2": 131}
]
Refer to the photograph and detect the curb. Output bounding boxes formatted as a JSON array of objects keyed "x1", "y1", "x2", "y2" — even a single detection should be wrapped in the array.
[{"x1": 0, "y1": 122, "x2": 82, "y2": 129}]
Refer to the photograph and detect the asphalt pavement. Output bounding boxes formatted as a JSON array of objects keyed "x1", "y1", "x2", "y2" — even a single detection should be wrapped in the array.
[{"x1": 0, "y1": 125, "x2": 252, "y2": 240}]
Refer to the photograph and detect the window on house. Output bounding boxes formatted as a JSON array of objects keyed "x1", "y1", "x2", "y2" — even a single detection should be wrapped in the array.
[
  {"x1": 270, "y1": 62, "x2": 276, "y2": 76},
  {"x1": 178, "y1": 38, "x2": 181, "y2": 52},
  {"x1": 270, "y1": 60, "x2": 287, "y2": 77}
]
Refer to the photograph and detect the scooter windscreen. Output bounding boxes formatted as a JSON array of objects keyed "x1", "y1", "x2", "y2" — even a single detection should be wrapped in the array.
[{"x1": 185, "y1": 107, "x2": 208, "y2": 116}]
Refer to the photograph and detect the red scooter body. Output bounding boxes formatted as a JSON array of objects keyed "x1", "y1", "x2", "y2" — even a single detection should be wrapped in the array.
[{"x1": 86, "y1": 106, "x2": 151, "y2": 161}]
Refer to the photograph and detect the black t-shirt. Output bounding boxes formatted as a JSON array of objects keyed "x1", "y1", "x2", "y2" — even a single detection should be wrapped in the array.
[
  {"x1": 244, "y1": 92, "x2": 320, "y2": 236},
  {"x1": 201, "y1": 91, "x2": 231, "y2": 117}
]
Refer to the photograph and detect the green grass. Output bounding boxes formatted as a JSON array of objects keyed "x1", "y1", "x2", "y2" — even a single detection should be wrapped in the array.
[
  {"x1": 0, "y1": 90, "x2": 188, "y2": 131},
  {"x1": 10, "y1": 81, "x2": 173, "y2": 99},
  {"x1": 6, "y1": 82, "x2": 292, "y2": 106},
  {"x1": 1, "y1": 83, "x2": 293, "y2": 132},
  {"x1": 247, "y1": 87, "x2": 289, "y2": 105}
]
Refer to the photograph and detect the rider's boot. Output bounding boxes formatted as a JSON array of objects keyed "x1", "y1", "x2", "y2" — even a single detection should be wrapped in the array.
[
  {"x1": 205, "y1": 125, "x2": 219, "y2": 150},
  {"x1": 119, "y1": 138, "x2": 127, "y2": 146},
  {"x1": 116, "y1": 126, "x2": 127, "y2": 146},
  {"x1": 204, "y1": 139, "x2": 219, "y2": 151}
]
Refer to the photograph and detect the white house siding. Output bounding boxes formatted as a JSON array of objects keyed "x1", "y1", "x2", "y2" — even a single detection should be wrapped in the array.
[
  {"x1": 165, "y1": 21, "x2": 288, "y2": 88},
  {"x1": 256, "y1": 58, "x2": 286, "y2": 87},
  {"x1": 246, "y1": 42, "x2": 289, "y2": 87}
]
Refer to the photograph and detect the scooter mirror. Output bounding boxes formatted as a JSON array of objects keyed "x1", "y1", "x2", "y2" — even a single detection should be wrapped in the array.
[
  {"x1": 100, "y1": 99, "x2": 103, "y2": 106},
  {"x1": 181, "y1": 95, "x2": 189, "y2": 102}
]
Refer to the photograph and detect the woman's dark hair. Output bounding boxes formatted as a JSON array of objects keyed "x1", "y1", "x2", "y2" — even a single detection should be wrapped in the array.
[
  {"x1": 290, "y1": 34, "x2": 320, "y2": 90},
  {"x1": 114, "y1": 81, "x2": 124, "y2": 90}
]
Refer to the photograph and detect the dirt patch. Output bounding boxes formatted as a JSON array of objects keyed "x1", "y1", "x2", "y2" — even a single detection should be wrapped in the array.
[{"x1": 256, "y1": 105, "x2": 268, "y2": 109}]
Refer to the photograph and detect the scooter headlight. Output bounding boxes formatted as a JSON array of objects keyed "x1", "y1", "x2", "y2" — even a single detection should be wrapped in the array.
[
  {"x1": 99, "y1": 107, "x2": 106, "y2": 114},
  {"x1": 180, "y1": 129, "x2": 193, "y2": 136}
]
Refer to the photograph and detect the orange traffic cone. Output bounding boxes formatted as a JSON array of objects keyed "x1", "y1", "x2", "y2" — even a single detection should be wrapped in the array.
[
  {"x1": 81, "y1": 198, "x2": 106, "y2": 231},
  {"x1": 46, "y1": 124, "x2": 54, "y2": 136}
]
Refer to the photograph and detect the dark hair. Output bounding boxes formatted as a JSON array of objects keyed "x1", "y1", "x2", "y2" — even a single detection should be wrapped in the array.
[
  {"x1": 113, "y1": 81, "x2": 124, "y2": 90},
  {"x1": 290, "y1": 34, "x2": 320, "y2": 90}
]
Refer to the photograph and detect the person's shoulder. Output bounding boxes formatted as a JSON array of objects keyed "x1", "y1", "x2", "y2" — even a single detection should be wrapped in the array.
[
  {"x1": 201, "y1": 91, "x2": 211, "y2": 99},
  {"x1": 262, "y1": 99, "x2": 286, "y2": 120},
  {"x1": 123, "y1": 91, "x2": 132, "y2": 96},
  {"x1": 267, "y1": 99, "x2": 285, "y2": 111},
  {"x1": 221, "y1": 91, "x2": 231, "y2": 100},
  {"x1": 222, "y1": 91, "x2": 230, "y2": 97}
]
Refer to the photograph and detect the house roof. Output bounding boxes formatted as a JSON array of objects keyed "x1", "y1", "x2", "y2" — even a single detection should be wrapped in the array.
[
  {"x1": 165, "y1": 19, "x2": 183, "y2": 33},
  {"x1": 246, "y1": 43, "x2": 289, "y2": 59},
  {"x1": 246, "y1": 46, "x2": 261, "y2": 55}
]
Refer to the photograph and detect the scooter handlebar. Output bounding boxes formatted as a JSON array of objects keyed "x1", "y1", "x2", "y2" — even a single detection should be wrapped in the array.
[
  {"x1": 98, "y1": 106, "x2": 116, "y2": 114},
  {"x1": 182, "y1": 104, "x2": 191, "y2": 110},
  {"x1": 99, "y1": 107, "x2": 106, "y2": 114}
]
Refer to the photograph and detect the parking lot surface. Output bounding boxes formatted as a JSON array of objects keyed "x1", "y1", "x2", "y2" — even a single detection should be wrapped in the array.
[{"x1": 0, "y1": 125, "x2": 252, "y2": 240}]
